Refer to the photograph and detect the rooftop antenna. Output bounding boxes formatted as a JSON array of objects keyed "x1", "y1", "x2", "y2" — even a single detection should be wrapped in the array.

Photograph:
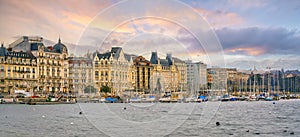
[{"x1": 58, "y1": 34, "x2": 61, "y2": 43}]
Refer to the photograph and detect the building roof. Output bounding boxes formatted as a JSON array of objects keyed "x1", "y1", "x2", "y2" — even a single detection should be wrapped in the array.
[
  {"x1": 68, "y1": 57, "x2": 92, "y2": 64},
  {"x1": 0, "y1": 43, "x2": 8, "y2": 56},
  {"x1": 111, "y1": 47, "x2": 122, "y2": 59},
  {"x1": 7, "y1": 51, "x2": 36, "y2": 59},
  {"x1": 172, "y1": 57, "x2": 185, "y2": 63},
  {"x1": 150, "y1": 52, "x2": 158, "y2": 64},
  {"x1": 1, "y1": 43, "x2": 36, "y2": 60},
  {"x1": 53, "y1": 37, "x2": 67, "y2": 53},
  {"x1": 97, "y1": 52, "x2": 111, "y2": 59},
  {"x1": 160, "y1": 59, "x2": 170, "y2": 66},
  {"x1": 124, "y1": 54, "x2": 136, "y2": 62}
]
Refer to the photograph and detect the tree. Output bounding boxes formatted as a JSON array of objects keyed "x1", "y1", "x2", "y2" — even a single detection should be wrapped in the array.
[
  {"x1": 84, "y1": 85, "x2": 97, "y2": 94},
  {"x1": 100, "y1": 85, "x2": 111, "y2": 95}
]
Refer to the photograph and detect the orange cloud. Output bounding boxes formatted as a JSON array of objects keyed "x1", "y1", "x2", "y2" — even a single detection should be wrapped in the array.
[{"x1": 226, "y1": 47, "x2": 265, "y2": 56}]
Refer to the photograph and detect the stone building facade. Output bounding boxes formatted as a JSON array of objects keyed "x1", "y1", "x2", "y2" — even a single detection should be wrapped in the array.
[
  {"x1": 0, "y1": 44, "x2": 37, "y2": 95},
  {"x1": 9, "y1": 36, "x2": 69, "y2": 94}
]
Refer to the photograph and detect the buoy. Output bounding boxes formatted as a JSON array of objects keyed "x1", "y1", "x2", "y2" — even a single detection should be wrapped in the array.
[
  {"x1": 79, "y1": 112, "x2": 82, "y2": 115},
  {"x1": 70, "y1": 122, "x2": 74, "y2": 125},
  {"x1": 216, "y1": 122, "x2": 220, "y2": 126},
  {"x1": 42, "y1": 115, "x2": 45, "y2": 118}
]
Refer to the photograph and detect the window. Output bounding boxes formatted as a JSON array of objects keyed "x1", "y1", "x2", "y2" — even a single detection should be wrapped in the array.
[{"x1": 0, "y1": 66, "x2": 4, "y2": 72}]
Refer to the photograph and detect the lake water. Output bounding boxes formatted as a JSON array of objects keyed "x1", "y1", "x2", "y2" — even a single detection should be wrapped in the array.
[{"x1": 0, "y1": 100, "x2": 299, "y2": 137}]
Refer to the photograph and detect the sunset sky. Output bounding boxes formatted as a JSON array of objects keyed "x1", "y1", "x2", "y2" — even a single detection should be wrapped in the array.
[{"x1": 0, "y1": 0, "x2": 299, "y2": 70}]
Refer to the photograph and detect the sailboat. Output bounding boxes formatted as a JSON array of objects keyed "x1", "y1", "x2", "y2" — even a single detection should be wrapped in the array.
[{"x1": 247, "y1": 68, "x2": 256, "y2": 101}]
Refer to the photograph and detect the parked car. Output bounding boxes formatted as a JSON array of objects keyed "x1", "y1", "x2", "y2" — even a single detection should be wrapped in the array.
[{"x1": 0, "y1": 94, "x2": 4, "y2": 98}]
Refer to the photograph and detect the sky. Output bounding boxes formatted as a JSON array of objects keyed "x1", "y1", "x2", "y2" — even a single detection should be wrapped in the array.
[{"x1": 0, "y1": 0, "x2": 300, "y2": 70}]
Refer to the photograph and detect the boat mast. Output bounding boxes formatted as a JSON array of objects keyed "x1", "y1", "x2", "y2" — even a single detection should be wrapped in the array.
[
  {"x1": 282, "y1": 68, "x2": 285, "y2": 96},
  {"x1": 242, "y1": 72, "x2": 244, "y2": 95},
  {"x1": 253, "y1": 66, "x2": 256, "y2": 95},
  {"x1": 277, "y1": 69, "x2": 279, "y2": 97}
]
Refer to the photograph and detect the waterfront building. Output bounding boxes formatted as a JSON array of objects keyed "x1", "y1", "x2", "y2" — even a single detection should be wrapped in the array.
[
  {"x1": 207, "y1": 67, "x2": 227, "y2": 95},
  {"x1": 132, "y1": 56, "x2": 152, "y2": 94},
  {"x1": 226, "y1": 68, "x2": 238, "y2": 93},
  {"x1": 0, "y1": 44, "x2": 38, "y2": 95},
  {"x1": 185, "y1": 60, "x2": 207, "y2": 95},
  {"x1": 150, "y1": 52, "x2": 181, "y2": 93},
  {"x1": 9, "y1": 36, "x2": 69, "y2": 94},
  {"x1": 235, "y1": 71, "x2": 249, "y2": 94},
  {"x1": 92, "y1": 47, "x2": 133, "y2": 96},
  {"x1": 170, "y1": 54, "x2": 187, "y2": 92},
  {"x1": 68, "y1": 57, "x2": 93, "y2": 96}
]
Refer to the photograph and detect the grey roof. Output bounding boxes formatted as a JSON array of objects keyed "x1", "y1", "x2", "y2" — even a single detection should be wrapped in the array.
[
  {"x1": 30, "y1": 43, "x2": 39, "y2": 51},
  {"x1": 150, "y1": 52, "x2": 158, "y2": 64},
  {"x1": 53, "y1": 38, "x2": 67, "y2": 53},
  {"x1": 68, "y1": 57, "x2": 92, "y2": 64},
  {"x1": 160, "y1": 59, "x2": 169, "y2": 66},
  {"x1": 111, "y1": 47, "x2": 122, "y2": 59},
  {"x1": 173, "y1": 57, "x2": 185, "y2": 63},
  {"x1": 0, "y1": 45, "x2": 8, "y2": 56},
  {"x1": 5, "y1": 51, "x2": 36, "y2": 59},
  {"x1": 124, "y1": 54, "x2": 137, "y2": 62},
  {"x1": 97, "y1": 52, "x2": 111, "y2": 59}
]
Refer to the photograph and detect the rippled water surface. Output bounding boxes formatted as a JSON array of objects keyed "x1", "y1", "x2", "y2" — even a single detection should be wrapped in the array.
[{"x1": 0, "y1": 100, "x2": 299, "y2": 137}]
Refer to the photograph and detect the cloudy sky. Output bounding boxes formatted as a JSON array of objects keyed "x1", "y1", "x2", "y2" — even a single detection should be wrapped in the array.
[{"x1": 0, "y1": 0, "x2": 299, "y2": 70}]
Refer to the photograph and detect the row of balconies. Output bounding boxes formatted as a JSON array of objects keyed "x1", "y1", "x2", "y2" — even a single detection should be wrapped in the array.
[
  {"x1": 39, "y1": 75, "x2": 62, "y2": 79},
  {"x1": 0, "y1": 62, "x2": 37, "y2": 66},
  {"x1": 38, "y1": 56, "x2": 62, "y2": 59},
  {"x1": 39, "y1": 62, "x2": 62, "y2": 66},
  {"x1": 11, "y1": 70, "x2": 33, "y2": 73}
]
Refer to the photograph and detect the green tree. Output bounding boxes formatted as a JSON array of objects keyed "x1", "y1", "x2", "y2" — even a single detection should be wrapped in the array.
[
  {"x1": 84, "y1": 85, "x2": 97, "y2": 93},
  {"x1": 100, "y1": 85, "x2": 111, "y2": 94}
]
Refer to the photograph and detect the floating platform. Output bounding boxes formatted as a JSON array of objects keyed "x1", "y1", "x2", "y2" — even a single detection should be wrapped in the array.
[{"x1": 27, "y1": 101, "x2": 76, "y2": 105}]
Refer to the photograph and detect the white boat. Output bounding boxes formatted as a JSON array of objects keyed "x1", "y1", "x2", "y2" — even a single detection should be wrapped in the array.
[
  {"x1": 159, "y1": 96, "x2": 171, "y2": 102},
  {"x1": 130, "y1": 97, "x2": 142, "y2": 103},
  {"x1": 141, "y1": 94, "x2": 156, "y2": 102},
  {"x1": 185, "y1": 96, "x2": 197, "y2": 102}
]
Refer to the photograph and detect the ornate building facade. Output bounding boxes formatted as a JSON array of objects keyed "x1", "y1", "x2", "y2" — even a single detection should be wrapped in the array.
[
  {"x1": 207, "y1": 67, "x2": 227, "y2": 95},
  {"x1": 93, "y1": 47, "x2": 133, "y2": 96},
  {"x1": 132, "y1": 56, "x2": 152, "y2": 94},
  {"x1": 9, "y1": 36, "x2": 69, "y2": 94},
  {"x1": 150, "y1": 52, "x2": 181, "y2": 93},
  {"x1": 0, "y1": 44, "x2": 37, "y2": 95}
]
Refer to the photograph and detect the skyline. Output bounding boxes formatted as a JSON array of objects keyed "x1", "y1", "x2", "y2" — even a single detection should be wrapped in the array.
[{"x1": 0, "y1": 0, "x2": 300, "y2": 70}]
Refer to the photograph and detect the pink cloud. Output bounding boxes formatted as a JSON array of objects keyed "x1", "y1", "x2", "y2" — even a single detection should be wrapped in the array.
[
  {"x1": 196, "y1": 8, "x2": 244, "y2": 29},
  {"x1": 0, "y1": 0, "x2": 111, "y2": 44},
  {"x1": 225, "y1": 46, "x2": 266, "y2": 56}
]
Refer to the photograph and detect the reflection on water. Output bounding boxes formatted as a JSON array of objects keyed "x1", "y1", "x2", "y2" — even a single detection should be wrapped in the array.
[{"x1": 0, "y1": 100, "x2": 299, "y2": 137}]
